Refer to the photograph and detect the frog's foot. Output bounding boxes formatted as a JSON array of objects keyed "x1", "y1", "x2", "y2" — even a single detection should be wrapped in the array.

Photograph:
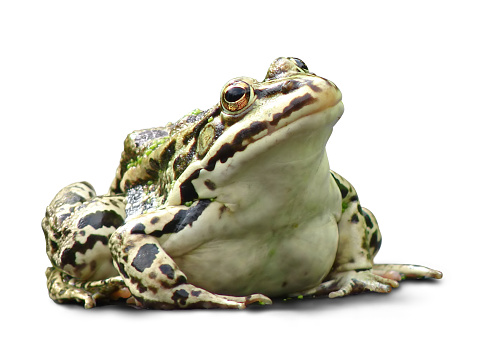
[
  {"x1": 372, "y1": 264, "x2": 443, "y2": 281},
  {"x1": 299, "y1": 270, "x2": 400, "y2": 299},
  {"x1": 127, "y1": 283, "x2": 272, "y2": 310},
  {"x1": 46, "y1": 267, "x2": 131, "y2": 309}
]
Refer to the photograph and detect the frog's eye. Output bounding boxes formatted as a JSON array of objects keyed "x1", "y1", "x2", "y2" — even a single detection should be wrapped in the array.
[{"x1": 221, "y1": 80, "x2": 254, "y2": 114}]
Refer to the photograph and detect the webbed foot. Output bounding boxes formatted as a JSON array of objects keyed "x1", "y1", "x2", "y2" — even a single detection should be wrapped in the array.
[
  {"x1": 46, "y1": 267, "x2": 131, "y2": 309},
  {"x1": 293, "y1": 270, "x2": 400, "y2": 299}
]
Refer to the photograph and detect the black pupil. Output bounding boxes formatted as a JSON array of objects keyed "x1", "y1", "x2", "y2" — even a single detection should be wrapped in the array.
[{"x1": 225, "y1": 86, "x2": 246, "y2": 102}]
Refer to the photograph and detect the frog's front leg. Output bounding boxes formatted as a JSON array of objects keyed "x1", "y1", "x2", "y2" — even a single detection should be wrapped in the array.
[
  {"x1": 303, "y1": 172, "x2": 441, "y2": 299},
  {"x1": 110, "y1": 205, "x2": 272, "y2": 309}
]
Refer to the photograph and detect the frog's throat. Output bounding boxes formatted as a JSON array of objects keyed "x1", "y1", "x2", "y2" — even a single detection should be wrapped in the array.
[{"x1": 167, "y1": 102, "x2": 343, "y2": 206}]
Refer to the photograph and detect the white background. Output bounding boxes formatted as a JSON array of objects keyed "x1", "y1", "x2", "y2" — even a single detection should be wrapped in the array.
[{"x1": 1, "y1": 1, "x2": 477, "y2": 357}]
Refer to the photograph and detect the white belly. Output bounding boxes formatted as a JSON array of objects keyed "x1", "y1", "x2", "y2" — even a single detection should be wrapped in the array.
[
  {"x1": 163, "y1": 132, "x2": 343, "y2": 296},
  {"x1": 170, "y1": 210, "x2": 339, "y2": 297}
]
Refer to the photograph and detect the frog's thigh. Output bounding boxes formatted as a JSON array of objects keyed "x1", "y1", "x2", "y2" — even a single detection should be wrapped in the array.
[
  {"x1": 331, "y1": 172, "x2": 382, "y2": 272},
  {"x1": 43, "y1": 182, "x2": 129, "y2": 307},
  {"x1": 110, "y1": 211, "x2": 271, "y2": 309},
  {"x1": 298, "y1": 172, "x2": 398, "y2": 299},
  {"x1": 43, "y1": 182, "x2": 125, "y2": 280}
]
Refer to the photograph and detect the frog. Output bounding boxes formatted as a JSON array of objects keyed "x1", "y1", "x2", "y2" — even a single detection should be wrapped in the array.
[{"x1": 42, "y1": 57, "x2": 442, "y2": 309}]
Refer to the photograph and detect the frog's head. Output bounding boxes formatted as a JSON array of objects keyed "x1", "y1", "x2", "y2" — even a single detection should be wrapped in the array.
[{"x1": 169, "y1": 57, "x2": 344, "y2": 205}]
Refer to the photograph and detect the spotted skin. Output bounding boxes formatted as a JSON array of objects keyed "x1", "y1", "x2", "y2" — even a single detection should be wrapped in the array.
[
  {"x1": 42, "y1": 182, "x2": 125, "y2": 281},
  {"x1": 330, "y1": 171, "x2": 382, "y2": 272}
]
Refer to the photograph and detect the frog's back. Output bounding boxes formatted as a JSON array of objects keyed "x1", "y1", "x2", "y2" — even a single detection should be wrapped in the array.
[{"x1": 108, "y1": 108, "x2": 217, "y2": 195}]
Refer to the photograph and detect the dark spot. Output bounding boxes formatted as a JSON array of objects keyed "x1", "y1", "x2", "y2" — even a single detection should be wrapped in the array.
[
  {"x1": 130, "y1": 222, "x2": 146, "y2": 235},
  {"x1": 132, "y1": 243, "x2": 159, "y2": 272},
  {"x1": 151, "y1": 200, "x2": 210, "y2": 237},
  {"x1": 350, "y1": 195, "x2": 358, "y2": 202},
  {"x1": 77, "y1": 210, "x2": 124, "y2": 230},
  {"x1": 364, "y1": 213, "x2": 374, "y2": 228},
  {"x1": 176, "y1": 275, "x2": 187, "y2": 285},
  {"x1": 60, "y1": 234, "x2": 109, "y2": 267},
  {"x1": 80, "y1": 181, "x2": 95, "y2": 191},
  {"x1": 173, "y1": 151, "x2": 195, "y2": 179},
  {"x1": 271, "y1": 93, "x2": 314, "y2": 125},
  {"x1": 62, "y1": 228, "x2": 71, "y2": 238},
  {"x1": 89, "y1": 260, "x2": 97, "y2": 272},
  {"x1": 351, "y1": 214, "x2": 359, "y2": 223},
  {"x1": 204, "y1": 180, "x2": 216, "y2": 190},
  {"x1": 130, "y1": 276, "x2": 148, "y2": 293},
  {"x1": 357, "y1": 203, "x2": 363, "y2": 215},
  {"x1": 63, "y1": 192, "x2": 86, "y2": 205},
  {"x1": 149, "y1": 286, "x2": 158, "y2": 295},
  {"x1": 171, "y1": 289, "x2": 189, "y2": 306},
  {"x1": 179, "y1": 168, "x2": 201, "y2": 204},
  {"x1": 49, "y1": 239, "x2": 58, "y2": 252},
  {"x1": 191, "y1": 290, "x2": 202, "y2": 297},
  {"x1": 149, "y1": 158, "x2": 160, "y2": 171},
  {"x1": 164, "y1": 200, "x2": 211, "y2": 233},
  {"x1": 370, "y1": 230, "x2": 381, "y2": 254},
  {"x1": 159, "y1": 139, "x2": 177, "y2": 172},
  {"x1": 291, "y1": 58, "x2": 308, "y2": 71},
  {"x1": 255, "y1": 83, "x2": 283, "y2": 99},
  {"x1": 58, "y1": 213, "x2": 71, "y2": 224},
  {"x1": 124, "y1": 244, "x2": 135, "y2": 253},
  {"x1": 149, "y1": 230, "x2": 165, "y2": 238},
  {"x1": 159, "y1": 264, "x2": 175, "y2": 280},
  {"x1": 282, "y1": 281, "x2": 288, "y2": 287},
  {"x1": 145, "y1": 167, "x2": 159, "y2": 179},
  {"x1": 150, "y1": 216, "x2": 160, "y2": 225},
  {"x1": 149, "y1": 272, "x2": 157, "y2": 279},
  {"x1": 331, "y1": 173, "x2": 349, "y2": 199}
]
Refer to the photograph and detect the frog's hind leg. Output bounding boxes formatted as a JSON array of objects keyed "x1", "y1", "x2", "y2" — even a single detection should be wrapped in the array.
[
  {"x1": 360, "y1": 204, "x2": 443, "y2": 281},
  {"x1": 303, "y1": 172, "x2": 442, "y2": 300},
  {"x1": 42, "y1": 182, "x2": 130, "y2": 308}
]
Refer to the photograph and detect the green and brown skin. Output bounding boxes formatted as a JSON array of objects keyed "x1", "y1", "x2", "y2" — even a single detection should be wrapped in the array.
[{"x1": 42, "y1": 57, "x2": 442, "y2": 309}]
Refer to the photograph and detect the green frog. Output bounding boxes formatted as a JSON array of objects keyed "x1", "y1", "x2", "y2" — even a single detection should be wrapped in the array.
[{"x1": 42, "y1": 57, "x2": 442, "y2": 309}]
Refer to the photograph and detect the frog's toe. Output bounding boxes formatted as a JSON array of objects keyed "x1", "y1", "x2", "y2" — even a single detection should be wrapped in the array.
[
  {"x1": 46, "y1": 267, "x2": 130, "y2": 309},
  {"x1": 373, "y1": 264, "x2": 443, "y2": 281},
  {"x1": 46, "y1": 267, "x2": 97, "y2": 308},
  {"x1": 309, "y1": 270, "x2": 399, "y2": 299},
  {"x1": 219, "y1": 293, "x2": 273, "y2": 308}
]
